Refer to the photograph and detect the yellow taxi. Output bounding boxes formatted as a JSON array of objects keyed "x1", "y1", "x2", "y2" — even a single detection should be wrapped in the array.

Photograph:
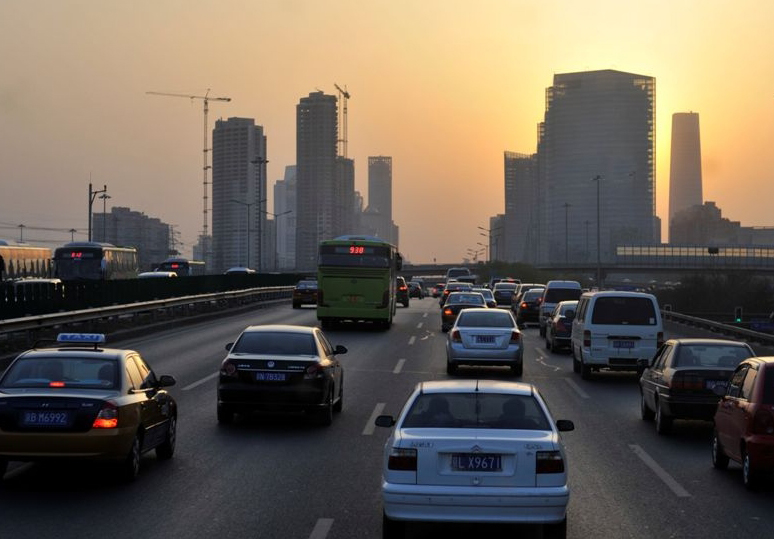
[{"x1": 0, "y1": 333, "x2": 177, "y2": 481}]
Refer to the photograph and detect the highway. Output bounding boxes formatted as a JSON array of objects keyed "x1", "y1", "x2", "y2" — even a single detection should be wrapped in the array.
[{"x1": 1, "y1": 297, "x2": 773, "y2": 539}]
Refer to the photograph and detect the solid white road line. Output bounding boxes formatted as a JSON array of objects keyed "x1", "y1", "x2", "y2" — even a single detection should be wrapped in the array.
[
  {"x1": 183, "y1": 371, "x2": 218, "y2": 391},
  {"x1": 308, "y1": 518, "x2": 334, "y2": 539},
  {"x1": 393, "y1": 359, "x2": 406, "y2": 374},
  {"x1": 629, "y1": 444, "x2": 691, "y2": 498},
  {"x1": 563, "y1": 378, "x2": 590, "y2": 399},
  {"x1": 363, "y1": 402, "x2": 386, "y2": 435}
]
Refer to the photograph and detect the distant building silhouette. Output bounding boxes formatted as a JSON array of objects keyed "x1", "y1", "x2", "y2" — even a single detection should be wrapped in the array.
[
  {"x1": 273, "y1": 165, "x2": 296, "y2": 270},
  {"x1": 503, "y1": 151, "x2": 537, "y2": 262},
  {"x1": 211, "y1": 117, "x2": 267, "y2": 273},
  {"x1": 366, "y1": 156, "x2": 398, "y2": 245},
  {"x1": 669, "y1": 112, "x2": 703, "y2": 241},
  {"x1": 93, "y1": 207, "x2": 170, "y2": 271}
]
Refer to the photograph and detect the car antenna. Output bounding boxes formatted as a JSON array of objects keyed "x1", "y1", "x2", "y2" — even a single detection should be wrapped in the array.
[{"x1": 475, "y1": 380, "x2": 480, "y2": 392}]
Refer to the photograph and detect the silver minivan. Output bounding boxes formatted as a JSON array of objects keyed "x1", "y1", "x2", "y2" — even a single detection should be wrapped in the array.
[{"x1": 571, "y1": 291, "x2": 664, "y2": 379}]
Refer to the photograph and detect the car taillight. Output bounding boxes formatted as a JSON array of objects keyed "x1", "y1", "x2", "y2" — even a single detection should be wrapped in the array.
[
  {"x1": 451, "y1": 330, "x2": 461, "y2": 342},
  {"x1": 583, "y1": 330, "x2": 591, "y2": 348},
  {"x1": 443, "y1": 308, "x2": 453, "y2": 316},
  {"x1": 520, "y1": 302, "x2": 528, "y2": 309},
  {"x1": 536, "y1": 297, "x2": 543, "y2": 305},
  {"x1": 220, "y1": 360, "x2": 238, "y2": 377},
  {"x1": 305, "y1": 363, "x2": 326, "y2": 379},
  {"x1": 510, "y1": 331, "x2": 521, "y2": 344},
  {"x1": 387, "y1": 448, "x2": 417, "y2": 471},
  {"x1": 536, "y1": 450, "x2": 564, "y2": 473},
  {"x1": 669, "y1": 374, "x2": 703, "y2": 391},
  {"x1": 657, "y1": 331, "x2": 664, "y2": 348},
  {"x1": 753, "y1": 409, "x2": 774, "y2": 435},
  {"x1": 92, "y1": 401, "x2": 119, "y2": 429}
]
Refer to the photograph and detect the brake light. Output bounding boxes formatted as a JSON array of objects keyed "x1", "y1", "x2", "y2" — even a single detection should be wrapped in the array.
[
  {"x1": 753, "y1": 409, "x2": 774, "y2": 435},
  {"x1": 443, "y1": 308, "x2": 453, "y2": 316},
  {"x1": 669, "y1": 375, "x2": 703, "y2": 391},
  {"x1": 49, "y1": 381, "x2": 65, "y2": 388},
  {"x1": 536, "y1": 297, "x2": 543, "y2": 305},
  {"x1": 305, "y1": 363, "x2": 326, "y2": 379},
  {"x1": 536, "y1": 450, "x2": 564, "y2": 473},
  {"x1": 387, "y1": 448, "x2": 417, "y2": 471},
  {"x1": 220, "y1": 360, "x2": 238, "y2": 377},
  {"x1": 520, "y1": 302, "x2": 528, "y2": 309},
  {"x1": 451, "y1": 330, "x2": 461, "y2": 343},
  {"x1": 583, "y1": 330, "x2": 591, "y2": 348},
  {"x1": 510, "y1": 331, "x2": 521, "y2": 344},
  {"x1": 92, "y1": 401, "x2": 119, "y2": 429}
]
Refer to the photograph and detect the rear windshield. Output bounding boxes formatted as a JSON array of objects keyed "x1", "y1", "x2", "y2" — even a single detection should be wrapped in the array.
[
  {"x1": 591, "y1": 296, "x2": 657, "y2": 325},
  {"x1": 402, "y1": 393, "x2": 550, "y2": 430},
  {"x1": 674, "y1": 344, "x2": 753, "y2": 368},
  {"x1": 295, "y1": 281, "x2": 317, "y2": 289},
  {"x1": 544, "y1": 288, "x2": 581, "y2": 303},
  {"x1": 232, "y1": 332, "x2": 317, "y2": 356},
  {"x1": 523, "y1": 289, "x2": 544, "y2": 300},
  {"x1": 456, "y1": 311, "x2": 515, "y2": 328},
  {"x1": 1, "y1": 356, "x2": 118, "y2": 389}
]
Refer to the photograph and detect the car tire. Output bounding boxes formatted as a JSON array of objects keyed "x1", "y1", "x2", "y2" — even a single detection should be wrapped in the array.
[
  {"x1": 580, "y1": 353, "x2": 591, "y2": 380},
  {"x1": 333, "y1": 380, "x2": 343, "y2": 413},
  {"x1": 544, "y1": 517, "x2": 567, "y2": 539},
  {"x1": 511, "y1": 362, "x2": 523, "y2": 377},
  {"x1": 711, "y1": 431, "x2": 729, "y2": 470},
  {"x1": 382, "y1": 512, "x2": 405, "y2": 539},
  {"x1": 292, "y1": 302, "x2": 300, "y2": 309},
  {"x1": 217, "y1": 404, "x2": 234, "y2": 424},
  {"x1": 155, "y1": 414, "x2": 177, "y2": 460},
  {"x1": 121, "y1": 433, "x2": 142, "y2": 482},
  {"x1": 640, "y1": 390, "x2": 655, "y2": 421},
  {"x1": 318, "y1": 390, "x2": 334, "y2": 426},
  {"x1": 446, "y1": 361, "x2": 457, "y2": 375},
  {"x1": 743, "y1": 450, "x2": 759, "y2": 490},
  {"x1": 655, "y1": 398, "x2": 672, "y2": 435}
]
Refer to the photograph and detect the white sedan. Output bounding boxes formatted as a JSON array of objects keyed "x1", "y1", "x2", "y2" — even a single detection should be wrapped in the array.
[{"x1": 375, "y1": 379, "x2": 574, "y2": 539}]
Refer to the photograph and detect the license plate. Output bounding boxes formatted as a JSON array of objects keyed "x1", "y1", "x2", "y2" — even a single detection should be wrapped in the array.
[
  {"x1": 346, "y1": 295, "x2": 361, "y2": 303},
  {"x1": 452, "y1": 453, "x2": 502, "y2": 472},
  {"x1": 613, "y1": 340, "x2": 634, "y2": 349},
  {"x1": 476, "y1": 335, "x2": 495, "y2": 344},
  {"x1": 22, "y1": 410, "x2": 70, "y2": 426},
  {"x1": 706, "y1": 380, "x2": 727, "y2": 391},
  {"x1": 256, "y1": 372, "x2": 287, "y2": 382}
]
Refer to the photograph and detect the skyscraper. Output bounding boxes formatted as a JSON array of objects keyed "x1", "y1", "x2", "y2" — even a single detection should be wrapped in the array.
[
  {"x1": 668, "y1": 112, "x2": 703, "y2": 239},
  {"x1": 366, "y1": 156, "x2": 395, "y2": 243},
  {"x1": 273, "y1": 165, "x2": 296, "y2": 270},
  {"x1": 295, "y1": 91, "x2": 338, "y2": 271},
  {"x1": 503, "y1": 151, "x2": 537, "y2": 263},
  {"x1": 538, "y1": 69, "x2": 657, "y2": 265},
  {"x1": 211, "y1": 117, "x2": 267, "y2": 273}
]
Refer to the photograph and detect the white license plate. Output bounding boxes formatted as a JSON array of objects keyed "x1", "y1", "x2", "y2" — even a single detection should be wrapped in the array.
[
  {"x1": 256, "y1": 372, "x2": 287, "y2": 382},
  {"x1": 452, "y1": 453, "x2": 502, "y2": 472}
]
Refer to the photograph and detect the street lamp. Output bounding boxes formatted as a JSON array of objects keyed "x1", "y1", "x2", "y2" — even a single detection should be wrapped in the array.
[
  {"x1": 592, "y1": 175, "x2": 603, "y2": 288},
  {"x1": 477, "y1": 225, "x2": 501, "y2": 262},
  {"x1": 18, "y1": 224, "x2": 25, "y2": 243},
  {"x1": 251, "y1": 157, "x2": 269, "y2": 271},
  {"x1": 262, "y1": 209, "x2": 292, "y2": 271},
  {"x1": 88, "y1": 183, "x2": 107, "y2": 242},
  {"x1": 99, "y1": 193, "x2": 111, "y2": 242},
  {"x1": 563, "y1": 202, "x2": 571, "y2": 264},
  {"x1": 477, "y1": 241, "x2": 488, "y2": 262},
  {"x1": 230, "y1": 199, "x2": 255, "y2": 268}
]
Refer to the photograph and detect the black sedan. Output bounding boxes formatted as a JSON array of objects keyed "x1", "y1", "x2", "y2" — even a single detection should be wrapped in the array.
[
  {"x1": 441, "y1": 292, "x2": 487, "y2": 332},
  {"x1": 513, "y1": 287, "x2": 545, "y2": 327},
  {"x1": 292, "y1": 279, "x2": 318, "y2": 308},
  {"x1": 217, "y1": 324, "x2": 347, "y2": 426},
  {"x1": 639, "y1": 338, "x2": 755, "y2": 434}
]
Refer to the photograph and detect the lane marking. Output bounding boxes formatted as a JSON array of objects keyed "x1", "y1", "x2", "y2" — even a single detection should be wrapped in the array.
[
  {"x1": 423, "y1": 312, "x2": 428, "y2": 318},
  {"x1": 534, "y1": 348, "x2": 561, "y2": 372},
  {"x1": 416, "y1": 322, "x2": 423, "y2": 329},
  {"x1": 563, "y1": 377, "x2": 590, "y2": 399},
  {"x1": 393, "y1": 359, "x2": 406, "y2": 374},
  {"x1": 408, "y1": 336, "x2": 416, "y2": 346},
  {"x1": 183, "y1": 372, "x2": 218, "y2": 391},
  {"x1": 363, "y1": 402, "x2": 386, "y2": 435},
  {"x1": 629, "y1": 444, "x2": 691, "y2": 498},
  {"x1": 308, "y1": 518, "x2": 334, "y2": 539}
]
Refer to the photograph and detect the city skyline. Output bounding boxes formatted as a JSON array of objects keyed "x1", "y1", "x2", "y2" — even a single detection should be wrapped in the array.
[{"x1": 2, "y1": 1, "x2": 774, "y2": 264}]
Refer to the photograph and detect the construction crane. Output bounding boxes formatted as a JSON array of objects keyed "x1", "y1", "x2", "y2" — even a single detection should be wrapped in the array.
[
  {"x1": 146, "y1": 89, "x2": 231, "y2": 251},
  {"x1": 334, "y1": 83, "x2": 350, "y2": 158}
]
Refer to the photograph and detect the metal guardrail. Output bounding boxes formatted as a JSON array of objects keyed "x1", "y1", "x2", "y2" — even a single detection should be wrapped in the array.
[{"x1": 661, "y1": 310, "x2": 774, "y2": 346}]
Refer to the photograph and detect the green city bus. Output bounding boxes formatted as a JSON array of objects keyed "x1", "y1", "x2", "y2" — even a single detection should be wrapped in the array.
[{"x1": 317, "y1": 236, "x2": 403, "y2": 329}]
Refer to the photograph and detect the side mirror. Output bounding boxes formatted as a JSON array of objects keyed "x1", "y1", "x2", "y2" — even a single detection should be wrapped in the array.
[
  {"x1": 157, "y1": 374, "x2": 177, "y2": 388},
  {"x1": 556, "y1": 419, "x2": 575, "y2": 432},
  {"x1": 225, "y1": 343, "x2": 233, "y2": 351},
  {"x1": 375, "y1": 415, "x2": 396, "y2": 427},
  {"x1": 334, "y1": 344, "x2": 348, "y2": 355}
]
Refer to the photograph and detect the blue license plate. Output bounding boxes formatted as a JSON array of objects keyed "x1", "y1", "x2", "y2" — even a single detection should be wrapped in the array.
[
  {"x1": 613, "y1": 340, "x2": 634, "y2": 349},
  {"x1": 476, "y1": 335, "x2": 495, "y2": 344},
  {"x1": 256, "y1": 372, "x2": 287, "y2": 382},
  {"x1": 452, "y1": 453, "x2": 502, "y2": 472},
  {"x1": 22, "y1": 410, "x2": 70, "y2": 426}
]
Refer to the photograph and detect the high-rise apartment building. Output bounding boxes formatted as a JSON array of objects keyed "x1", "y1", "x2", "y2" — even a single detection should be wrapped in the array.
[
  {"x1": 366, "y1": 156, "x2": 396, "y2": 244},
  {"x1": 211, "y1": 117, "x2": 267, "y2": 273},
  {"x1": 93, "y1": 206, "x2": 170, "y2": 271},
  {"x1": 503, "y1": 152, "x2": 537, "y2": 262},
  {"x1": 295, "y1": 91, "x2": 338, "y2": 271},
  {"x1": 668, "y1": 112, "x2": 703, "y2": 240},
  {"x1": 273, "y1": 165, "x2": 296, "y2": 270},
  {"x1": 538, "y1": 69, "x2": 657, "y2": 265}
]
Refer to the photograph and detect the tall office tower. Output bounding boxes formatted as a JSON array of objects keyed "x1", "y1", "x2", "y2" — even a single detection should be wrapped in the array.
[
  {"x1": 211, "y1": 117, "x2": 267, "y2": 273},
  {"x1": 335, "y1": 156, "x2": 356, "y2": 236},
  {"x1": 296, "y1": 91, "x2": 338, "y2": 271},
  {"x1": 366, "y1": 156, "x2": 394, "y2": 243},
  {"x1": 503, "y1": 151, "x2": 538, "y2": 263},
  {"x1": 538, "y1": 69, "x2": 657, "y2": 265},
  {"x1": 273, "y1": 165, "x2": 296, "y2": 270},
  {"x1": 668, "y1": 112, "x2": 703, "y2": 240}
]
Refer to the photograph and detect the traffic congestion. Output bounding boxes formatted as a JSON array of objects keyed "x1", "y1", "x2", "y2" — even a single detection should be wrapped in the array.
[{"x1": 1, "y1": 278, "x2": 774, "y2": 539}]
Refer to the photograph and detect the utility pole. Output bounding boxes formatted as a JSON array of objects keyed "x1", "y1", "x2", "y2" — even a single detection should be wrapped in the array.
[{"x1": 88, "y1": 183, "x2": 107, "y2": 242}]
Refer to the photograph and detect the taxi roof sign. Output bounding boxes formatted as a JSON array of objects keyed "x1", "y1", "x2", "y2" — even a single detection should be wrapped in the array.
[{"x1": 56, "y1": 333, "x2": 106, "y2": 344}]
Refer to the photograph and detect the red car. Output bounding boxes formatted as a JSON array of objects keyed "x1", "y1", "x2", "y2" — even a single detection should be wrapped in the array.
[{"x1": 712, "y1": 356, "x2": 774, "y2": 489}]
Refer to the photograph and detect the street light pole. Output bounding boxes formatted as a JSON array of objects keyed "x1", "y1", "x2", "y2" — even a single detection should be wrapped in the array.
[
  {"x1": 88, "y1": 183, "x2": 107, "y2": 242},
  {"x1": 263, "y1": 209, "x2": 292, "y2": 271},
  {"x1": 592, "y1": 175, "x2": 603, "y2": 288},
  {"x1": 18, "y1": 224, "x2": 25, "y2": 243},
  {"x1": 99, "y1": 193, "x2": 111, "y2": 242},
  {"x1": 251, "y1": 157, "x2": 269, "y2": 272}
]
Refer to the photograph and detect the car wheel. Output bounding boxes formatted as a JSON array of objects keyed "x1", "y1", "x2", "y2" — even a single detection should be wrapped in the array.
[
  {"x1": 640, "y1": 390, "x2": 655, "y2": 421},
  {"x1": 743, "y1": 450, "x2": 759, "y2": 489},
  {"x1": 217, "y1": 404, "x2": 234, "y2": 424},
  {"x1": 655, "y1": 398, "x2": 672, "y2": 435},
  {"x1": 333, "y1": 379, "x2": 343, "y2": 413},
  {"x1": 539, "y1": 326, "x2": 546, "y2": 338},
  {"x1": 292, "y1": 302, "x2": 300, "y2": 309},
  {"x1": 511, "y1": 361, "x2": 523, "y2": 377},
  {"x1": 580, "y1": 353, "x2": 591, "y2": 380},
  {"x1": 544, "y1": 517, "x2": 567, "y2": 539},
  {"x1": 121, "y1": 433, "x2": 142, "y2": 482},
  {"x1": 318, "y1": 390, "x2": 334, "y2": 426},
  {"x1": 711, "y1": 431, "x2": 729, "y2": 470},
  {"x1": 155, "y1": 414, "x2": 177, "y2": 460},
  {"x1": 382, "y1": 511, "x2": 405, "y2": 539},
  {"x1": 446, "y1": 361, "x2": 457, "y2": 375}
]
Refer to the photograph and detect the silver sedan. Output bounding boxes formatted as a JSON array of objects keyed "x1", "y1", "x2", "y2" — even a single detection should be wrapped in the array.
[{"x1": 445, "y1": 307, "x2": 524, "y2": 376}]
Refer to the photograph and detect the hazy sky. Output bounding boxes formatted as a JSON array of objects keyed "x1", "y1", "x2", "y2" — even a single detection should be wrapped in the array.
[{"x1": 2, "y1": 0, "x2": 773, "y2": 264}]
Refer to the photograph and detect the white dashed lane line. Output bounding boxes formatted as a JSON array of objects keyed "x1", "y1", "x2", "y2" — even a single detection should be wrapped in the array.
[
  {"x1": 308, "y1": 518, "x2": 334, "y2": 539},
  {"x1": 629, "y1": 444, "x2": 691, "y2": 498},
  {"x1": 183, "y1": 372, "x2": 218, "y2": 391},
  {"x1": 362, "y1": 402, "x2": 386, "y2": 435},
  {"x1": 393, "y1": 358, "x2": 406, "y2": 374},
  {"x1": 408, "y1": 336, "x2": 416, "y2": 346}
]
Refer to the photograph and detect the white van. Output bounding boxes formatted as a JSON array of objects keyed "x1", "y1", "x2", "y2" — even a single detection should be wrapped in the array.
[{"x1": 571, "y1": 291, "x2": 664, "y2": 379}]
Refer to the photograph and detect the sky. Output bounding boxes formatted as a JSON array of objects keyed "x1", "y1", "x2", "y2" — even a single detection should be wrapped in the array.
[{"x1": 2, "y1": 0, "x2": 774, "y2": 264}]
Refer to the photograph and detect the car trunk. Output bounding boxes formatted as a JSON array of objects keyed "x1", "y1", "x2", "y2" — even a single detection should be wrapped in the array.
[{"x1": 0, "y1": 392, "x2": 112, "y2": 433}]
